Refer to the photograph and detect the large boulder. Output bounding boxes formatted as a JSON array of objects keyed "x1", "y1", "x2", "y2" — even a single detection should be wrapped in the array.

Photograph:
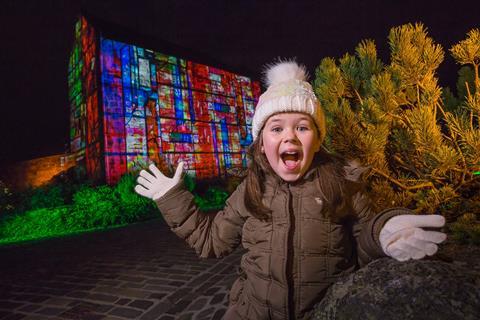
[{"x1": 311, "y1": 258, "x2": 480, "y2": 320}]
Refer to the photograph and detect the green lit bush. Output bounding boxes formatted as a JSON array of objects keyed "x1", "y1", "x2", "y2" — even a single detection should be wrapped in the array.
[
  {"x1": 0, "y1": 169, "x2": 233, "y2": 245},
  {"x1": 28, "y1": 185, "x2": 65, "y2": 210},
  {"x1": 194, "y1": 186, "x2": 229, "y2": 211},
  {"x1": 72, "y1": 184, "x2": 122, "y2": 228},
  {"x1": 0, "y1": 180, "x2": 15, "y2": 215},
  {"x1": 113, "y1": 173, "x2": 157, "y2": 223},
  {"x1": 184, "y1": 175, "x2": 229, "y2": 211},
  {"x1": 73, "y1": 184, "x2": 117, "y2": 207},
  {"x1": 0, "y1": 172, "x2": 159, "y2": 245},
  {"x1": 0, "y1": 206, "x2": 74, "y2": 242},
  {"x1": 184, "y1": 172, "x2": 196, "y2": 192}
]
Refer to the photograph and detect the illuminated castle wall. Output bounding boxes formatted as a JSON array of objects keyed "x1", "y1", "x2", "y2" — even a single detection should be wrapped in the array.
[{"x1": 68, "y1": 17, "x2": 260, "y2": 184}]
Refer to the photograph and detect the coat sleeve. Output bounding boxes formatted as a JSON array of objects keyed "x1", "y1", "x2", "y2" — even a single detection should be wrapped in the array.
[
  {"x1": 343, "y1": 161, "x2": 413, "y2": 267},
  {"x1": 154, "y1": 179, "x2": 247, "y2": 259}
]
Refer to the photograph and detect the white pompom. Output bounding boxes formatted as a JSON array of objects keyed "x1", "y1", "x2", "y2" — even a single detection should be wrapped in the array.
[{"x1": 264, "y1": 60, "x2": 307, "y2": 86}]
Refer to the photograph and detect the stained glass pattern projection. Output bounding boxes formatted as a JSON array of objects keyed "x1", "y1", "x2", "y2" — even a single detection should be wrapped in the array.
[
  {"x1": 69, "y1": 16, "x2": 260, "y2": 185},
  {"x1": 99, "y1": 38, "x2": 259, "y2": 184},
  {"x1": 68, "y1": 17, "x2": 103, "y2": 181}
]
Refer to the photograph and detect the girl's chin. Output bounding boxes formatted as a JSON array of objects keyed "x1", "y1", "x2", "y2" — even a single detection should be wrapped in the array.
[
  {"x1": 281, "y1": 175, "x2": 302, "y2": 182},
  {"x1": 277, "y1": 168, "x2": 304, "y2": 182}
]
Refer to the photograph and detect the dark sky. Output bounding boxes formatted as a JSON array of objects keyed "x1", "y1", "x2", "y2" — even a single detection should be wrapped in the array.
[{"x1": 0, "y1": 0, "x2": 479, "y2": 165}]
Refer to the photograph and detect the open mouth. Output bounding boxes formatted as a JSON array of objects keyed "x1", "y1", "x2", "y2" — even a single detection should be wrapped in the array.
[{"x1": 281, "y1": 151, "x2": 302, "y2": 170}]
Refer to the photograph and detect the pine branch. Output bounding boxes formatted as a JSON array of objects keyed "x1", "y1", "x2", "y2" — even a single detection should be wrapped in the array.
[
  {"x1": 354, "y1": 88, "x2": 364, "y2": 105},
  {"x1": 371, "y1": 167, "x2": 434, "y2": 191},
  {"x1": 465, "y1": 81, "x2": 475, "y2": 131},
  {"x1": 392, "y1": 154, "x2": 422, "y2": 178},
  {"x1": 385, "y1": 112, "x2": 404, "y2": 124},
  {"x1": 436, "y1": 101, "x2": 468, "y2": 185},
  {"x1": 456, "y1": 175, "x2": 480, "y2": 190},
  {"x1": 474, "y1": 63, "x2": 480, "y2": 92},
  {"x1": 416, "y1": 83, "x2": 421, "y2": 106}
]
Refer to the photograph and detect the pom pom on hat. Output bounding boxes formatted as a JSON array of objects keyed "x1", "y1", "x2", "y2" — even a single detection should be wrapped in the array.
[
  {"x1": 264, "y1": 60, "x2": 308, "y2": 86},
  {"x1": 252, "y1": 60, "x2": 326, "y2": 142}
]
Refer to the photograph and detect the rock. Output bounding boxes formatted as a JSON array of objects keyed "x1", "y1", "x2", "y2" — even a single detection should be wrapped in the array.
[{"x1": 311, "y1": 258, "x2": 480, "y2": 320}]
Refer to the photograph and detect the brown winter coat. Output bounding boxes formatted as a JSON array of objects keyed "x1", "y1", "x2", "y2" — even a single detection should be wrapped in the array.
[{"x1": 154, "y1": 161, "x2": 410, "y2": 319}]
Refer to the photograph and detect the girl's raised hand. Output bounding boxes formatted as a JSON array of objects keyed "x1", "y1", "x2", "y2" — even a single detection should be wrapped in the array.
[
  {"x1": 379, "y1": 214, "x2": 447, "y2": 262},
  {"x1": 135, "y1": 162, "x2": 184, "y2": 200}
]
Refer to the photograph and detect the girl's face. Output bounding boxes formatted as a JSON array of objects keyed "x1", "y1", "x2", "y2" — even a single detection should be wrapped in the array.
[{"x1": 261, "y1": 112, "x2": 321, "y2": 182}]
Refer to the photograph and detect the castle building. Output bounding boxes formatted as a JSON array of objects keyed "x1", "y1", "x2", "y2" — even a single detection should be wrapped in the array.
[{"x1": 69, "y1": 16, "x2": 260, "y2": 184}]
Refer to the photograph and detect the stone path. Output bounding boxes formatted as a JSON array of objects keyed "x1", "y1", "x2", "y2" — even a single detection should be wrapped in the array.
[{"x1": 0, "y1": 219, "x2": 244, "y2": 320}]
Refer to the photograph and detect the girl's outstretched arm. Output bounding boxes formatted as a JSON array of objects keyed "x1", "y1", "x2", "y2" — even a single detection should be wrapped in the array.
[
  {"x1": 135, "y1": 162, "x2": 247, "y2": 258},
  {"x1": 342, "y1": 161, "x2": 411, "y2": 266},
  {"x1": 344, "y1": 161, "x2": 447, "y2": 265}
]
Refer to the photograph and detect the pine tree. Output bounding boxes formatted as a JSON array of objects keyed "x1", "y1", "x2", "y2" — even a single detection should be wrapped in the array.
[{"x1": 314, "y1": 23, "x2": 480, "y2": 217}]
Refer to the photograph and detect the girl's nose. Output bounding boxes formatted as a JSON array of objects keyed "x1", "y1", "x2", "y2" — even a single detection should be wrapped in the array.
[{"x1": 283, "y1": 128, "x2": 299, "y2": 143}]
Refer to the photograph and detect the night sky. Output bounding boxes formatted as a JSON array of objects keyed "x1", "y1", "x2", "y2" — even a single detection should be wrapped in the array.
[{"x1": 1, "y1": 0, "x2": 479, "y2": 166}]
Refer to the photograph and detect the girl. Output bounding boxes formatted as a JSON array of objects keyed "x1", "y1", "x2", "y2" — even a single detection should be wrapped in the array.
[{"x1": 135, "y1": 61, "x2": 446, "y2": 319}]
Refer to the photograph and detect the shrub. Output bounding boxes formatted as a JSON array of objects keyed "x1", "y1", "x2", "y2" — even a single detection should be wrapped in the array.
[
  {"x1": 0, "y1": 206, "x2": 72, "y2": 242},
  {"x1": 194, "y1": 186, "x2": 229, "y2": 211},
  {"x1": 0, "y1": 168, "x2": 234, "y2": 245},
  {"x1": 313, "y1": 23, "x2": 480, "y2": 214},
  {"x1": 114, "y1": 173, "x2": 158, "y2": 223},
  {"x1": 184, "y1": 172, "x2": 196, "y2": 192},
  {"x1": 28, "y1": 185, "x2": 65, "y2": 210},
  {"x1": 0, "y1": 180, "x2": 15, "y2": 216},
  {"x1": 73, "y1": 184, "x2": 117, "y2": 207},
  {"x1": 72, "y1": 199, "x2": 121, "y2": 229},
  {"x1": 0, "y1": 172, "x2": 163, "y2": 244},
  {"x1": 72, "y1": 184, "x2": 124, "y2": 228}
]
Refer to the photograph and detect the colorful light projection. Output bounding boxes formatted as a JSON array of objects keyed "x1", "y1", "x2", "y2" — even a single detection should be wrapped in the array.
[
  {"x1": 69, "y1": 17, "x2": 260, "y2": 185},
  {"x1": 68, "y1": 17, "x2": 103, "y2": 181}
]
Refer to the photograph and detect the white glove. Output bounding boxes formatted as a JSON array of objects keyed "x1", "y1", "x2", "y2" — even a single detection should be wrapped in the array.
[
  {"x1": 379, "y1": 214, "x2": 447, "y2": 262},
  {"x1": 134, "y1": 162, "x2": 184, "y2": 200}
]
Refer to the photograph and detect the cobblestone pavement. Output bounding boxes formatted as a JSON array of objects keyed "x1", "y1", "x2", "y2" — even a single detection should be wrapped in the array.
[{"x1": 0, "y1": 219, "x2": 244, "y2": 320}]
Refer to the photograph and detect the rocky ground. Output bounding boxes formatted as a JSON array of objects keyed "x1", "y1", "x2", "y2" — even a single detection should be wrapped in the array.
[
  {"x1": 434, "y1": 240, "x2": 480, "y2": 273},
  {"x1": 312, "y1": 238, "x2": 480, "y2": 320}
]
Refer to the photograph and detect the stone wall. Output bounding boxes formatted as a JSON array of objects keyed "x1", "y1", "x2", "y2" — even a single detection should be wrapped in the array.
[{"x1": 0, "y1": 154, "x2": 77, "y2": 191}]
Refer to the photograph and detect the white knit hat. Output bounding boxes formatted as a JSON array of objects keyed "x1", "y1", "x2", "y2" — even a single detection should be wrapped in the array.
[{"x1": 252, "y1": 60, "x2": 326, "y2": 143}]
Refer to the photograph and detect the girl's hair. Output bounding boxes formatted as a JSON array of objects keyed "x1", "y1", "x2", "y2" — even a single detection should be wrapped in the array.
[
  {"x1": 244, "y1": 137, "x2": 276, "y2": 220},
  {"x1": 244, "y1": 132, "x2": 349, "y2": 221}
]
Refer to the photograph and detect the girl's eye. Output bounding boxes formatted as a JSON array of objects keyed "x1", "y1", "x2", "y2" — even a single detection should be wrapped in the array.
[
  {"x1": 297, "y1": 126, "x2": 309, "y2": 131},
  {"x1": 271, "y1": 127, "x2": 282, "y2": 133}
]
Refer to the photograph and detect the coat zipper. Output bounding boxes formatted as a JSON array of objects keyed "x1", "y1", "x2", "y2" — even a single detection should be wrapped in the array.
[{"x1": 286, "y1": 186, "x2": 295, "y2": 319}]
